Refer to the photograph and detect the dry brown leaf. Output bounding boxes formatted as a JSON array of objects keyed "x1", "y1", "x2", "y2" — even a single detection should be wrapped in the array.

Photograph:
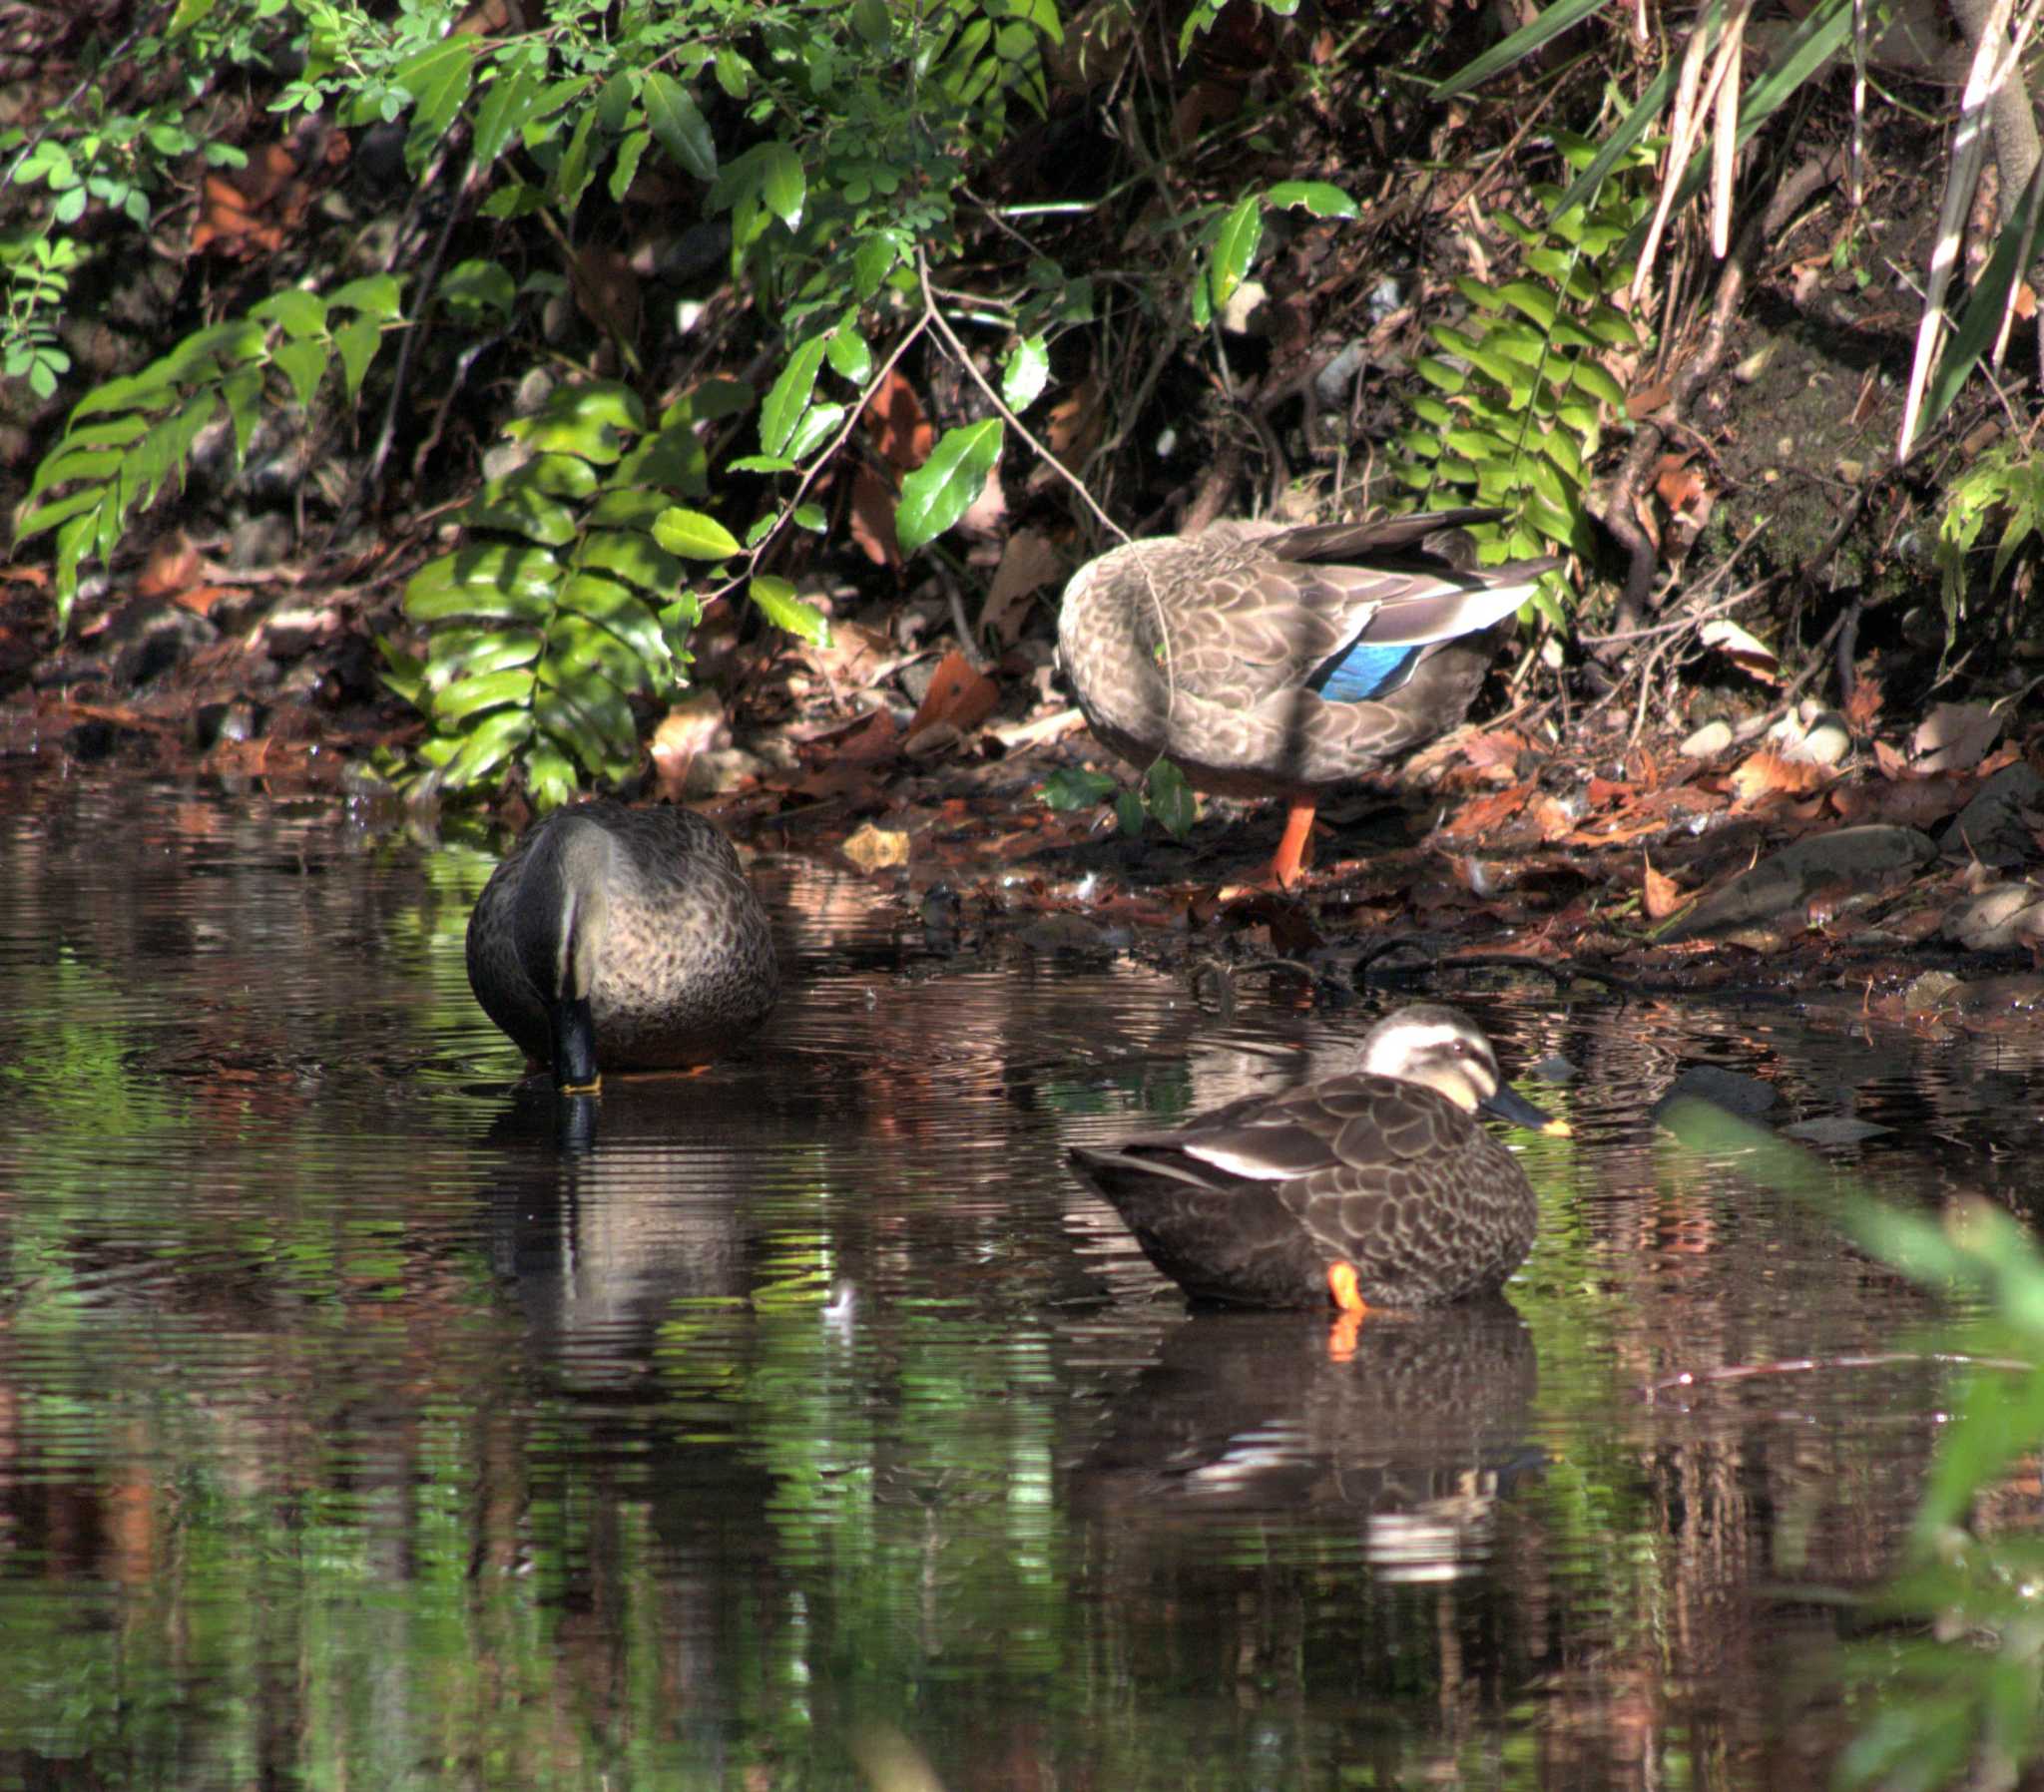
[
  {"x1": 1700, "y1": 617, "x2": 1781, "y2": 683},
  {"x1": 979, "y1": 528, "x2": 1064, "y2": 649},
  {"x1": 569, "y1": 243, "x2": 641, "y2": 350},
  {"x1": 1440, "y1": 784, "x2": 1531, "y2": 839},
  {"x1": 841, "y1": 821, "x2": 910, "y2": 872},
  {"x1": 904, "y1": 651, "x2": 999, "y2": 742},
  {"x1": 1828, "y1": 776, "x2": 1967, "y2": 829},
  {"x1": 136, "y1": 532, "x2": 202, "y2": 600},
  {"x1": 864, "y1": 367, "x2": 932, "y2": 470},
  {"x1": 1843, "y1": 674, "x2": 1886, "y2": 731},
  {"x1": 848, "y1": 463, "x2": 900, "y2": 568},
  {"x1": 649, "y1": 690, "x2": 728, "y2": 801},
  {"x1": 1642, "y1": 854, "x2": 1684, "y2": 921},
  {"x1": 1728, "y1": 747, "x2": 1823, "y2": 806},
  {"x1": 1912, "y1": 701, "x2": 2001, "y2": 774},
  {"x1": 1459, "y1": 728, "x2": 1529, "y2": 780}
]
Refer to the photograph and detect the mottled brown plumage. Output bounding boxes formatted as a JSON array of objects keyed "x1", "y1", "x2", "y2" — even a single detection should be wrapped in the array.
[
  {"x1": 1069, "y1": 1006, "x2": 1565, "y2": 1309},
  {"x1": 466, "y1": 800, "x2": 777, "y2": 1090},
  {"x1": 1056, "y1": 509, "x2": 1561, "y2": 882}
]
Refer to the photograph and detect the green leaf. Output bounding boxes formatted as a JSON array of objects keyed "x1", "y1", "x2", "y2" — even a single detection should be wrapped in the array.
[
  {"x1": 333, "y1": 315, "x2": 382, "y2": 401},
  {"x1": 784, "y1": 401, "x2": 846, "y2": 461},
  {"x1": 748, "y1": 574, "x2": 830, "y2": 646},
  {"x1": 1264, "y1": 180, "x2": 1356, "y2": 219},
  {"x1": 1496, "y1": 280, "x2": 1559, "y2": 329},
  {"x1": 440, "y1": 706, "x2": 534, "y2": 790},
  {"x1": 760, "y1": 334, "x2": 828, "y2": 456},
  {"x1": 616, "y1": 129, "x2": 660, "y2": 208},
  {"x1": 251, "y1": 289, "x2": 329, "y2": 338},
  {"x1": 640, "y1": 71, "x2": 717, "y2": 183},
  {"x1": 433, "y1": 667, "x2": 535, "y2": 722},
  {"x1": 328, "y1": 274, "x2": 404, "y2": 320},
  {"x1": 1041, "y1": 766, "x2": 1118, "y2": 811},
  {"x1": 1115, "y1": 789, "x2": 1146, "y2": 837},
  {"x1": 437, "y1": 258, "x2": 518, "y2": 321},
  {"x1": 895, "y1": 419, "x2": 1001, "y2": 556},
  {"x1": 1143, "y1": 759, "x2": 1197, "y2": 838},
  {"x1": 422, "y1": 626, "x2": 543, "y2": 687},
  {"x1": 404, "y1": 546, "x2": 562, "y2": 623},
  {"x1": 825, "y1": 317, "x2": 873, "y2": 384},
  {"x1": 1001, "y1": 334, "x2": 1050, "y2": 409},
  {"x1": 26, "y1": 447, "x2": 123, "y2": 502},
  {"x1": 729, "y1": 454, "x2": 796, "y2": 474},
  {"x1": 15, "y1": 484, "x2": 108, "y2": 543},
  {"x1": 758, "y1": 141, "x2": 804, "y2": 230},
  {"x1": 473, "y1": 66, "x2": 538, "y2": 168},
  {"x1": 273, "y1": 332, "x2": 328, "y2": 408},
  {"x1": 397, "y1": 38, "x2": 477, "y2": 174},
  {"x1": 1210, "y1": 194, "x2": 1262, "y2": 310},
  {"x1": 852, "y1": 232, "x2": 902, "y2": 299},
  {"x1": 581, "y1": 530, "x2": 687, "y2": 593},
  {"x1": 562, "y1": 573, "x2": 671, "y2": 671},
  {"x1": 1562, "y1": 359, "x2": 1626, "y2": 408},
  {"x1": 465, "y1": 478, "x2": 579, "y2": 546},
  {"x1": 652, "y1": 507, "x2": 742, "y2": 560}
]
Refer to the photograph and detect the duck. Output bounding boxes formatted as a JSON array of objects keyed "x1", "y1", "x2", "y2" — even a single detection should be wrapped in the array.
[
  {"x1": 1055, "y1": 507, "x2": 1560, "y2": 886},
  {"x1": 465, "y1": 799, "x2": 777, "y2": 1093},
  {"x1": 1068, "y1": 1005, "x2": 1568, "y2": 1314}
]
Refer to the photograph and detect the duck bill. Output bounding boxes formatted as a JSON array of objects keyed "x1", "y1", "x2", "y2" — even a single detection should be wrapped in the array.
[
  {"x1": 1481, "y1": 1082, "x2": 1571, "y2": 1137},
  {"x1": 550, "y1": 995, "x2": 603, "y2": 1095}
]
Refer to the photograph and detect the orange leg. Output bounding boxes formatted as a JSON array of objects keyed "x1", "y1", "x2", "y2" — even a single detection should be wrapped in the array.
[
  {"x1": 1325, "y1": 1260, "x2": 1367, "y2": 1361},
  {"x1": 1267, "y1": 799, "x2": 1318, "y2": 889}
]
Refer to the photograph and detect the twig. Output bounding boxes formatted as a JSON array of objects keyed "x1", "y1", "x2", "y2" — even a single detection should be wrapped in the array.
[
  {"x1": 914, "y1": 243, "x2": 1127, "y2": 543},
  {"x1": 1645, "y1": 1350, "x2": 2034, "y2": 1405},
  {"x1": 700, "y1": 314, "x2": 932, "y2": 612}
]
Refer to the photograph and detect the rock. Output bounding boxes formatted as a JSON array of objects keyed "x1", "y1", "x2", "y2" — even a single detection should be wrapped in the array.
[
  {"x1": 1651, "y1": 1066, "x2": 1781, "y2": 1125},
  {"x1": 1680, "y1": 719, "x2": 1734, "y2": 758},
  {"x1": 680, "y1": 746, "x2": 767, "y2": 797},
  {"x1": 1658, "y1": 824, "x2": 1938, "y2": 942},
  {"x1": 108, "y1": 598, "x2": 217, "y2": 686},
  {"x1": 1782, "y1": 1115, "x2": 1891, "y2": 1145},
  {"x1": 1940, "y1": 762, "x2": 2044, "y2": 866},
  {"x1": 1943, "y1": 882, "x2": 2044, "y2": 951},
  {"x1": 1901, "y1": 971, "x2": 1967, "y2": 1013}
]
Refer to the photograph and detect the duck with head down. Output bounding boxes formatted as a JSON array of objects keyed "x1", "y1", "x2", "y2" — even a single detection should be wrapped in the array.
[{"x1": 466, "y1": 800, "x2": 777, "y2": 1093}]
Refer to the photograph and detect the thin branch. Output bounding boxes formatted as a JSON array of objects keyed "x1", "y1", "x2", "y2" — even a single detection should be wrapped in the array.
[{"x1": 914, "y1": 242, "x2": 1126, "y2": 543}]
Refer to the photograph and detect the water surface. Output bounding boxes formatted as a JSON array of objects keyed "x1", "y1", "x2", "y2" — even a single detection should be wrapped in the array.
[{"x1": 0, "y1": 773, "x2": 2036, "y2": 1790}]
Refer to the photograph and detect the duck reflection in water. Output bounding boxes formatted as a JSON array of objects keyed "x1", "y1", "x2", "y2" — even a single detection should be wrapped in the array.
[{"x1": 1073, "y1": 1303, "x2": 1542, "y2": 1582}]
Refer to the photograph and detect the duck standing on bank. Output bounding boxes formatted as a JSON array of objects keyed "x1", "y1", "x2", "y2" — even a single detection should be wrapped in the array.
[
  {"x1": 466, "y1": 800, "x2": 777, "y2": 1093},
  {"x1": 1056, "y1": 508, "x2": 1561, "y2": 886},
  {"x1": 1069, "y1": 1005, "x2": 1569, "y2": 1316}
]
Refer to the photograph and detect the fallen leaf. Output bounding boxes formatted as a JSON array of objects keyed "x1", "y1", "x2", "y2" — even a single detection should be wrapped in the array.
[
  {"x1": 1700, "y1": 617, "x2": 1781, "y2": 683},
  {"x1": 864, "y1": 367, "x2": 932, "y2": 471},
  {"x1": 1643, "y1": 854, "x2": 1684, "y2": 920},
  {"x1": 841, "y1": 820, "x2": 910, "y2": 871},
  {"x1": 1912, "y1": 701, "x2": 2001, "y2": 774},
  {"x1": 1728, "y1": 747, "x2": 1823, "y2": 806},
  {"x1": 136, "y1": 533, "x2": 202, "y2": 599},
  {"x1": 848, "y1": 464, "x2": 899, "y2": 568},
  {"x1": 979, "y1": 528, "x2": 1064, "y2": 648},
  {"x1": 649, "y1": 689, "x2": 728, "y2": 800},
  {"x1": 904, "y1": 650, "x2": 999, "y2": 742},
  {"x1": 1440, "y1": 783, "x2": 1531, "y2": 839},
  {"x1": 1843, "y1": 674, "x2": 1886, "y2": 731},
  {"x1": 1215, "y1": 890, "x2": 1325, "y2": 954}
]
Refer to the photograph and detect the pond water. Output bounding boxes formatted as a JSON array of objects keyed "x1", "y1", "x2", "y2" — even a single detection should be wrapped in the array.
[{"x1": 1, "y1": 771, "x2": 2041, "y2": 1791}]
